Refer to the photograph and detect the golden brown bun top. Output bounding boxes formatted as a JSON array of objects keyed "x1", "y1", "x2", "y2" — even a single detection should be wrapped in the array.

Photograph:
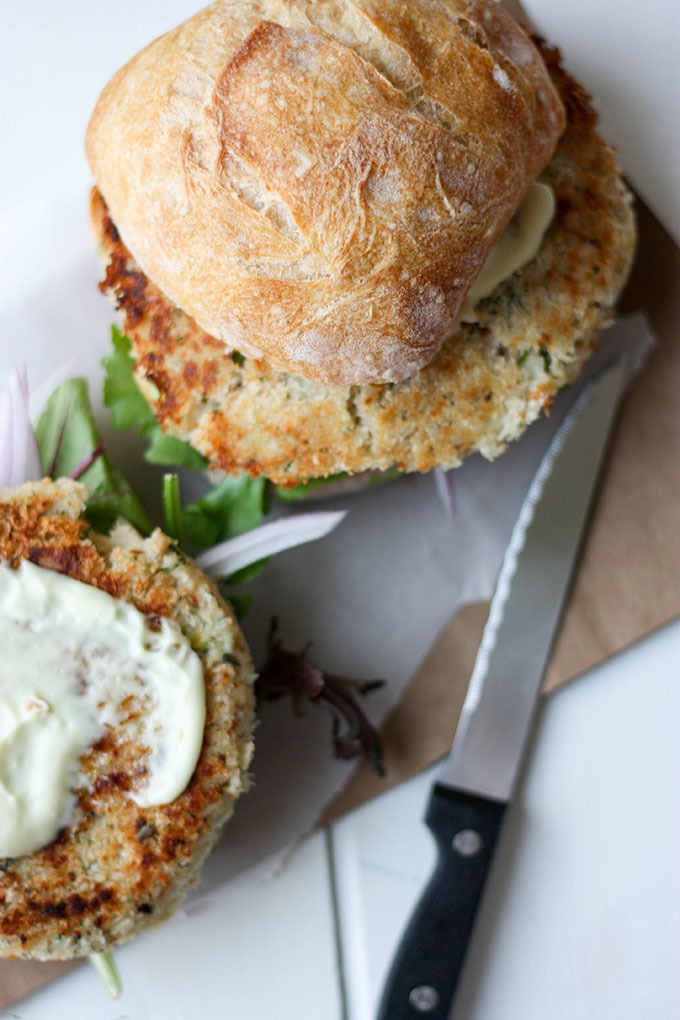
[{"x1": 86, "y1": 0, "x2": 565, "y2": 385}]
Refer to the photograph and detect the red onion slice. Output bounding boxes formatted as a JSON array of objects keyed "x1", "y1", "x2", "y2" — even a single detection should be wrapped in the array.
[
  {"x1": 434, "y1": 467, "x2": 457, "y2": 522},
  {"x1": 195, "y1": 510, "x2": 347, "y2": 578},
  {"x1": 0, "y1": 365, "x2": 41, "y2": 487}
]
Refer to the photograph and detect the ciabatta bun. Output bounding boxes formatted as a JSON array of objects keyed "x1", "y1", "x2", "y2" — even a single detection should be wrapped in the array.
[{"x1": 86, "y1": 0, "x2": 565, "y2": 385}]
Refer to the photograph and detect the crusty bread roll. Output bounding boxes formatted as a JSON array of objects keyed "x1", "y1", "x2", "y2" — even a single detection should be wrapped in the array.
[{"x1": 86, "y1": 0, "x2": 565, "y2": 385}]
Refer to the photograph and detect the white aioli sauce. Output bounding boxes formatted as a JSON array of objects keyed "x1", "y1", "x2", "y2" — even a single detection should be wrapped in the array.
[
  {"x1": 458, "y1": 181, "x2": 556, "y2": 321},
  {"x1": 0, "y1": 559, "x2": 206, "y2": 858}
]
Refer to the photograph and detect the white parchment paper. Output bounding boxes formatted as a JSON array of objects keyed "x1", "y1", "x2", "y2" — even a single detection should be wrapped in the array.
[{"x1": 0, "y1": 190, "x2": 653, "y2": 894}]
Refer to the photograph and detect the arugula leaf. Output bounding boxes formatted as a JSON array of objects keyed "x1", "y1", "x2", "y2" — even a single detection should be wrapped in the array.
[
  {"x1": 34, "y1": 377, "x2": 152, "y2": 535},
  {"x1": 102, "y1": 326, "x2": 207, "y2": 470},
  {"x1": 275, "y1": 469, "x2": 402, "y2": 503},
  {"x1": 275, "y1": 473, "x2": 349, "y2": 502},
  {"x1": 162, "y1": 473, "x2": 183, "y2": 545},
  {"x1": 182, "y1": 475, "x2": 269, "y2": 548},
  {"x1": 227, "y1": 591, "x2": 254, "y2": 619},
  {"x1": 145, "y1": 430, "x2": 208, "y2": 470},
  {"x1": 180, "y1": 476, "x2": 271, "y2": 597},
  {"x1": 102, "y1": 325, "x2": 158, "y2": 434},
  {"x1": 83, "y1": 473, "x2": 151, "y2": 536}
]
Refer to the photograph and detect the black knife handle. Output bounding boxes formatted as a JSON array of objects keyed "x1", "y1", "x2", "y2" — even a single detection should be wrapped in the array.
[{"x1": 376, "y1": 784, "x2": 506, "y2": 1020}]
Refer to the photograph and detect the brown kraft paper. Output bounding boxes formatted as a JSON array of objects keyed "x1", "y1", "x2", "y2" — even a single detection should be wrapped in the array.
[{"x1": 323, "y1": 195, "x2": 680, "y2": 822}]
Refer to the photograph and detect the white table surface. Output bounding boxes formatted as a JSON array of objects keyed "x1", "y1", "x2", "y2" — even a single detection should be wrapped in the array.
[
  {"x1": 2, "y1": 2, "x2": 679, "y2": 1018},
  {"x1": 5, "y1": 619, "x2": 680, "y2": 1020}
]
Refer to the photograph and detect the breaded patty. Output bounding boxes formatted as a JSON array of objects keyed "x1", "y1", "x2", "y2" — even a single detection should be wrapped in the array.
[
  {"x1": 0, "y1": 479, "x2": 255, "y2": 960},
  {"x1": 92, "y1": 46, "x2": 635, "y2": 487}
]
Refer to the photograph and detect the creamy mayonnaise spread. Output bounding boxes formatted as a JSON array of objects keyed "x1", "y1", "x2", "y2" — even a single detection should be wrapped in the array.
[
  {"x1": 0, "y1": 559, "x2": 205, "y2": 858},
  {"x1": 458, "y1": 181, "x2": 556, "y2": 322}
]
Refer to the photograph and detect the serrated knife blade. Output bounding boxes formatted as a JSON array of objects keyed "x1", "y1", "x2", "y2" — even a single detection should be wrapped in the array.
[{"x1": 376, "y1": 355, "x2": 629, "y2": 1020}]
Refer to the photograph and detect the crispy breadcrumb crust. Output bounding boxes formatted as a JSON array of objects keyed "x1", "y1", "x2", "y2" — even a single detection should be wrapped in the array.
[
  {"x1": 92, "y1": 45, "x2": 635, "y2": 487},
  {"x1": 0, "y1": 479, "x2": 255, "y2": 960}
]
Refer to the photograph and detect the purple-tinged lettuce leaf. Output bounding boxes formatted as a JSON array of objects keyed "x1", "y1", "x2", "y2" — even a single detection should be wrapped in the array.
[{"x1": 35, "y1": 376, "x2": 151, "y2": 535}]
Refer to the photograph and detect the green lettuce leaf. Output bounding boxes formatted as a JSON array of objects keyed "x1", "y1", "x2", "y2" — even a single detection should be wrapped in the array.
[
  {"x1": 162, "y1": 472, "x2": 184, "y2": 545},
  {"x1": 182, "y1": 475, "x2": 269, "y2": 548},
  {"x1": 34, "y1": 377, "x2": 152, "y2": 535},
  {"x1": 275, "y1": 473, "x2": 350, "y2": 502},
  {"x1": 102, "y1": 326, "x2": 207, "y2": 471},
  {"x1": 275, "y1": 469, "x2": 402, "y2": 503}
]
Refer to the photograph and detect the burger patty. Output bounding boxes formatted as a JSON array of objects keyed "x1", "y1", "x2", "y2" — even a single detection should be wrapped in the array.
[
  {"x1": 0, "y1": 479, "x2": 255, "y2": 960},
  {"x1": 92, "y1": 46, "x2": 636, "y2": 487}
]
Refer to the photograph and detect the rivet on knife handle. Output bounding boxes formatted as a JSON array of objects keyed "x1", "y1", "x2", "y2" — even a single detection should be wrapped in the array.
[{"x1": 376, "y1": 784, "x2": 505, "y2": 1019}]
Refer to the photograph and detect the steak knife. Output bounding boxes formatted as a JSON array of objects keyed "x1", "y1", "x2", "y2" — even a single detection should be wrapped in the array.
[{"x1": 376, "y1": 355, "x2": 629, "y2": 1020}]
